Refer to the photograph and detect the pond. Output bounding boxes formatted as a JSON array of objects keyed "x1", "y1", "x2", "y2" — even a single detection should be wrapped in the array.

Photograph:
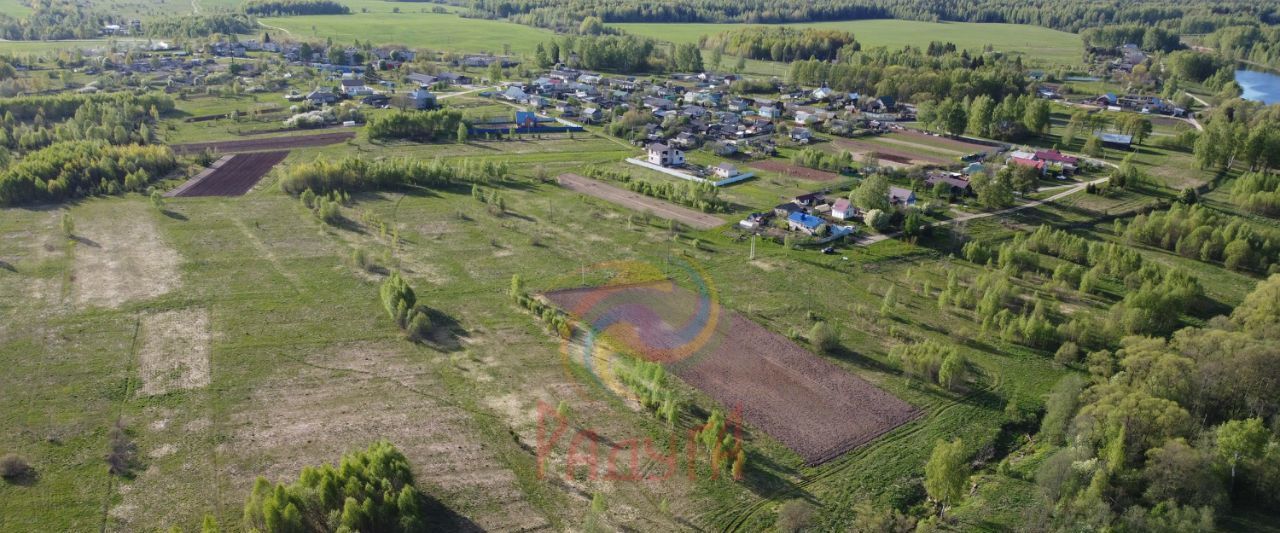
[{"x1": 1235, "y1": 68, "x2": 1280, "y2": 105}]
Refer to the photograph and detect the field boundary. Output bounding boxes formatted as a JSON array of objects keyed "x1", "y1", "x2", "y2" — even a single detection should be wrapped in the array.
[
  {"x1": 169, "y1": 151, "x2": 289, "y2": 197},
  {"x1": 171, "y1": 131, "x2": 355, "y2": 154},
  {"x1": 543, "y1": 282, "x2": 921, "y2": 465},
  {"x1": 165, "y1": 155, "x2": 233, "y2": 197},
  {"x1": 556, "y1": 173, "x2": 724, "y2": 230}
]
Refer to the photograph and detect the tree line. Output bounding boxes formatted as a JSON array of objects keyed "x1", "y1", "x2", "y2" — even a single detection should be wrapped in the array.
[
  {"x1": 916, "y1": 93, "x2": 1051, "y2": 141},
  {"x1": 367, "y1": 109, "x2": 466, "y2": 143},
  {"x1": 1, "y1": 97, "x2": 166, "y2": 153},
  {"x1": 0, "y1": 140, "x2": 177, "y2": 205},
  {"x1": 1081, "y1": 25, "x2": 1180, "y2": 52},
  {"x1": 1194, "y1": 100, "x2": 1280, "y2": 174},
  {"x1": 786, "y1": 47, "x2": 1028, "y2": 106},
  {"x1": 1120, "y1": 203, "x2": 1280, "y2": 274},
  {"x1": 467, "y1": 0, "x2": 1278, "y2": 35},
  {"x1": 584, "y1": 166, "x2": 728, "y2": 212},
  {"x1": 278, "y1": 155, "x2": 509, "y2": 195},
  {"x1": 144, "y1": 14, "x2": 256, "y2": 39},
  {"x1": 0, "y1": 0, "x2": 104, "y2": 40},
  {"x1": 242, "y1": 0, "x2": 349, "y2": 16},
  {"x1": 698, "y1": 27, "x2": 858, "y2": 63}
]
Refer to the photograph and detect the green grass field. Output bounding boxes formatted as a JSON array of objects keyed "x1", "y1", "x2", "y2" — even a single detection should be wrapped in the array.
[
  {"x1": 611, "y1": 19, "x2": 1084, "y2": 67},
  {"x1": 258, "y1": 11, "x2": 556, "y2": 55}
]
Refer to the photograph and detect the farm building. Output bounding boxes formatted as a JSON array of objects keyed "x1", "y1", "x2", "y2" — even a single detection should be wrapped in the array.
[{"x1": 1099, "y1": 133, "x2": 1133, "y2": 149}]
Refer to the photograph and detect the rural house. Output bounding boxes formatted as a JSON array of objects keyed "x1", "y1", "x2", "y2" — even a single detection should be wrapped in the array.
[
  {"x1": 646, "y1": 143, "x2": 685, "y2": 167},
  {"x1": 787, "y1": 212, "x2": 825, "y2": 234},
  {"x1": 831, "y1": 198, "x2": 860, "y2": 220},
  {"x1": 888, "y1": 186, "x2": 917, "y2": 207}
]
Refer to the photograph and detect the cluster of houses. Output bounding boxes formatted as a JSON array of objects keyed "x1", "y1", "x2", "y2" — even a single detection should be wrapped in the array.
[
  {"x1": 1006, "y1": 148, "x2": 1082, "y2": 177},
  {"x1": 740, "y1": 185, "x2": 918, "y2": 237},
  {"x1": 497, "y1": 67, "x2": 911, "y2": 158},
  {"x1": 1091, "y1": 92, "x2": 1185, "y2": 117}
]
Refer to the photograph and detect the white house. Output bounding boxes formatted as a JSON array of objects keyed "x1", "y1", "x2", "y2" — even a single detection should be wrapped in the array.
[
  {"x1": 647, "y1": 143, "x2": 685, "y2": 167},
  {"x1": 340, "y1": 79, "x2": 374, "y2": 97},
  {"x1": 832, "y1": 198, "x2": 858, "y2": 220},
  {"x1": 712, "y1": 163, "x2": 738, "y2": 179}
]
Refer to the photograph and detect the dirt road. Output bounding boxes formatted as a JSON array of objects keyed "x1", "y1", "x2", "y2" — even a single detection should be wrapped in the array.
[{"x1": 557, "y1": 173, "x2": 724, "y2": 230}]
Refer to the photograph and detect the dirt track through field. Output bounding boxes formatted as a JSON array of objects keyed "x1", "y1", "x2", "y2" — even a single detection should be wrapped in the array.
[
  {"x1": 557, "y1": 173, "x2": 724, "y2": 230},
  {"x1": 170, "y1": 131, "x2": 354, "y2": 154},
  {"x1": 169, "y1": 151, "x2": 288, "y2": 197},
  {"x1": 749, "y1": 160, "x2": 840, "y2": 181},
  {"x1": 544, "y1": 281, "x2": 921, "y2": 465}
]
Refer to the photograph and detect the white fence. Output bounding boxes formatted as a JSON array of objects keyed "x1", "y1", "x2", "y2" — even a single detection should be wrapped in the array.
[{"x1": 624, "y1": 158, "x2": 754, "y2": 187}]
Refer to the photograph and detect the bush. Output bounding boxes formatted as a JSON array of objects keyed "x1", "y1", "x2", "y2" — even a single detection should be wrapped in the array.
[
  {"x1": 242, "y1": 441, "x2": 429, "y2": 533},
  {"x1": 1, "y1": 454, "x2": 33, "y2": 482},
  {"x1": 776, "y1": 500, "x2": 816, "y2": 532},
  {"x1": 808, "y1": 321, "x2": 839, "y2": 353}
]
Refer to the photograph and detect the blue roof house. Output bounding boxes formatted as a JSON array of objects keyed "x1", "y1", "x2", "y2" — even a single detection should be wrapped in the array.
[{"x1": 787, "y1": 212, "x2": 825, "y2": 235}]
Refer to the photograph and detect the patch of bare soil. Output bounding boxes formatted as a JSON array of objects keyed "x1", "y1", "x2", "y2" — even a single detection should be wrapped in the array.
[
  {"x1": 137, "y1": 309, "x2": 212, "y2": 397},
  {"x1": 222, "y1": 342, "x2": 549, "y2": 531},
  {"x1": 72, "y1": 211, "x2": 181, "y2": 309},
  {"x1": 545, "y1": 282, "x2": 922, "y2": 465},
  {"x1": 557, "y1": 173, "x2": 725, "y2": 230}
]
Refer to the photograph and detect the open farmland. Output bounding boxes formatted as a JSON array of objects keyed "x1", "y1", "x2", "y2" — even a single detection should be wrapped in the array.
[
  {"x1": 544, "y1": 281, "x2": 922, "y2": 465},
  {"x1": 168, "y1": 151, "x2": 289, "y2": 197},
  {"x1": 258, "y1": 11, "x2": 556, "y2": 55},
  {"x1": 557, "y1": 173, "x2": 725, "y2": 229},
  {"x1": 170, "y1": 131, "x2": 355, "y2": 154}
]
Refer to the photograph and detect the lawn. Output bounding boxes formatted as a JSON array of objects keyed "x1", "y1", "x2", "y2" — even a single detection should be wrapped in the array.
[{"x1": 610, "y1": 19, "x2": 1084, "y2": 67}]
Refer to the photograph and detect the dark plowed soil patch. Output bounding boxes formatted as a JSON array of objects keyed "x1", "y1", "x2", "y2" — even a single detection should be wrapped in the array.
[
  {"x1": 169, "y1": 151, "x2": 288, "y2": 197},
  {"x1": 544, "y1": 281, "x2": 921, "y2": 465},
  {"x1": 171, "y1": 131, "x2": 355, "y2": 154},
  {"x1": 833, "y1": 138, "x2": 951, "y2": 166},
  {"x1": 749, "y1": 160, "x2": 840, "y2": 182}
]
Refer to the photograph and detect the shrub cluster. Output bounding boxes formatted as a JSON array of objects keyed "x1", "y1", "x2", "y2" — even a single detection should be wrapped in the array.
[
  {"x1": 243, "y1": 441, "x2": 430, "y2": 532},
  {"x1": 0, "y1": 141, "x2": 178, "y2": 205},
  {"x1": 380, "y1": 272, "x2": 431, "y2": 342}
]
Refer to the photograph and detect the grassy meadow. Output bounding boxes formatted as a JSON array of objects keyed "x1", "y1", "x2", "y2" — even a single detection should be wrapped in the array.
[
  {"x1": 5, "y1": 89, "x2": 1264, "y2": 528},
  {"x1": 612, "y1": 19, "x2": 1085, "y2": 67},
  {"x1": 257, "y1": 11, "x2": 556, "y2": 55}
]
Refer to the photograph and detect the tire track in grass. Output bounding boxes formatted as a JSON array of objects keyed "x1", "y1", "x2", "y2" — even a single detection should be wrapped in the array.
[{"x1": 99, "y1": 315, "x2": 142, "y2": 533}]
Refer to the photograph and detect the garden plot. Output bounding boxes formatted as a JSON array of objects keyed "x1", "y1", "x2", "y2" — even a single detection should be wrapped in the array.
[
  {"x1": 544, "y1": 281, "x2": 921, "y2": 465},
  {"x1": 136, "y1": 308, "x2": 212, "y2": 397},
  {"x1": 72, "y1": 208, "x2": 181, "y2": 309}
]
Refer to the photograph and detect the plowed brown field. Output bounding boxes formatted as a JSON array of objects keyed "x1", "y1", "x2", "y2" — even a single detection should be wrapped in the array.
[
  {"x1": 544, "y1": 281, "x2": 921, "y2": 465},
  {"x1": 168, "y1": 151, "x2": 288, "y2": 197}
]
